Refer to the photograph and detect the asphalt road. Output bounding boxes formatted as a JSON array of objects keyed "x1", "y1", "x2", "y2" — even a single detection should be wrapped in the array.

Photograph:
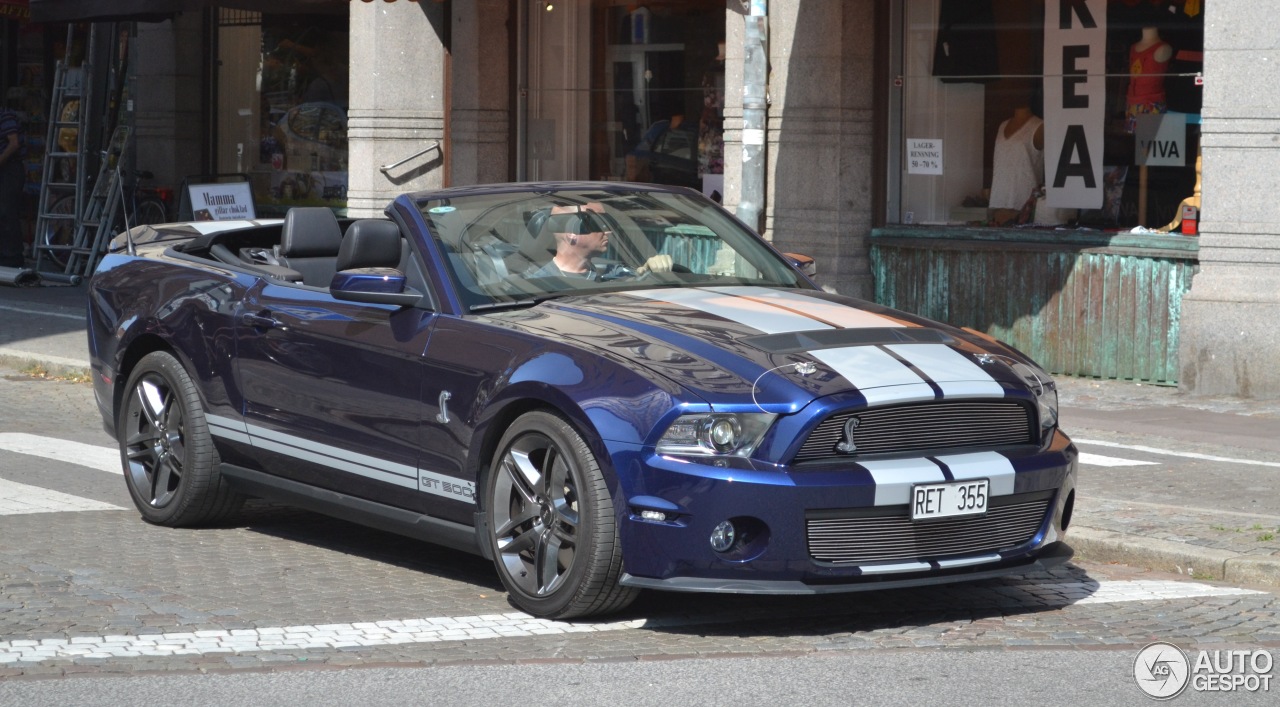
[{"x1": 2, "y1": 364, "x2": 1279, "y2": 703}]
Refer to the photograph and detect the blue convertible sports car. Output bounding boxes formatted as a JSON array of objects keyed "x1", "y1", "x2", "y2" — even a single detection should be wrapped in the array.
[{"x1": 88, "y1": 182, "x2": 1077, "y2": 619}]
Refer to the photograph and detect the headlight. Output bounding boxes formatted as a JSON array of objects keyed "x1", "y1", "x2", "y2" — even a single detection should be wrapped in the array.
[
  {"x1": 1010, "y1": 361, "x2": 1058, "y2": 434},
  {"x1": 657, "y1": 413, "x2": 776, "y2": 457}
]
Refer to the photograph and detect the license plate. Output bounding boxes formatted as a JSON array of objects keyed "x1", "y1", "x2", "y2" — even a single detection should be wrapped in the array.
[{"x1": 911, "y1": 479, "x2": 989, "y2": 520}]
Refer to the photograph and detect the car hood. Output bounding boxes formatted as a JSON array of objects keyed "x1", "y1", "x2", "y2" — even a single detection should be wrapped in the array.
[{"x1": 490, "y1": 285, "x2": 1032, "y2": 411}]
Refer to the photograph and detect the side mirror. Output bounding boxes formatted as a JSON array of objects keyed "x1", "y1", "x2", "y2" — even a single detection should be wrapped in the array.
[
  {"x1": 330, "y1": 267, "x2": 421, "y2": 307},
  {"x1": 783, "y1": 252, "x2": 817, "y2": 277}
]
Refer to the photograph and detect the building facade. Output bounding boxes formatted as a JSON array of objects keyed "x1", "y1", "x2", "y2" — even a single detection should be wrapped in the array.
[{"x1": 15, "y1": 0, "x2": 1279, "y2": 398}]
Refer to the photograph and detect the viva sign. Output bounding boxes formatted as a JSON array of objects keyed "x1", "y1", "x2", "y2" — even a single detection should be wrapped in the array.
[{"x1": 1044, "y1": 0, "x2": 1106, "y2": 209}]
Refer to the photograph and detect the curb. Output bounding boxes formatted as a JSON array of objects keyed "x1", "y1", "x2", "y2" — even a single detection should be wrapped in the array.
[
  {"x1": 1070, "y1": 526, "x2": 1280, "y2": 588},
  {"x1": 0, "y1": 349, "x2": 91, "y2": 379}
]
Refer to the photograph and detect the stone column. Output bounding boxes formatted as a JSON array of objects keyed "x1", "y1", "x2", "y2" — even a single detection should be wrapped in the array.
[
  {"x1": 723, "y1": 1, "x2": 877, "y2": 299},
  {"x1": 347, "y1": 2, "x2": 447, "y2": 217},
  {"x1": 449, "y1": 0, "x2": 511, "y2": 186},
  {"x1": 1178, "y1": 4, "x2": 1280, "y2": 398},
  {"x1": 134, "y1": 15, "x2": 204, "y2": 193}
]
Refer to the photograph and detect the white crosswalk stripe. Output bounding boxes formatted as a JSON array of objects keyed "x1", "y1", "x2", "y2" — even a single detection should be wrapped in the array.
[
  {"x1": 0, "y1": 580, "x2": 1261, "y2": 663},
  {"x1": 0, "y1": 477, "x2": 123, "y2": 515},
  {"x1": 1078, "y1": 452, "x2": 1157, "y2": 467},
  {"x1": 0, "y1": 432, "x2": 121, "y2": 474}
]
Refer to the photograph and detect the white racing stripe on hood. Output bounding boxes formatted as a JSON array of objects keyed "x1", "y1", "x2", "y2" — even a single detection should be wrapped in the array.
[
  {"x1": 627, "y1": 287, "x2": 1000, "y2": 402},
  {"x1": 808, "y1": 347, "x2": 937, "y2": 406},
  {"x1": 630, "y1": 287, "x2": 834, "y2": 334},
  {"x1": 886, "y1": 344, "x2": 1004, "y2": 398},
  {"x1": 706, "y1": 286, "x2": 907, "y2": 329}
]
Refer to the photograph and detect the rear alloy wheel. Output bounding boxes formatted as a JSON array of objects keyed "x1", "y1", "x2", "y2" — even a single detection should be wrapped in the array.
[
  {"x1": 486, "y1": 411, "x2": 637, "y2": 619},
  {"x1": 118, "y1": 351, "x2": 242, "y2": 526}
]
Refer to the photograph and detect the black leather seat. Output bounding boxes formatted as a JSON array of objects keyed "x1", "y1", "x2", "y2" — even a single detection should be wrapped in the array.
[
  {"x1": 336, "y1": 219, "x2": 404, "y2": 272},
  {"x1": 278, "y1": 207, "x2": 344, "y2": 287}
]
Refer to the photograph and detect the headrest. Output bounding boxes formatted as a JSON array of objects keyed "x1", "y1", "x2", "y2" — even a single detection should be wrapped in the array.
[
  {"x1": 281, "y1": 207, "x2": 343, "y2": 258},
  {"x1": 337, "y1": 219, "x2": 403, "y2": 271}
]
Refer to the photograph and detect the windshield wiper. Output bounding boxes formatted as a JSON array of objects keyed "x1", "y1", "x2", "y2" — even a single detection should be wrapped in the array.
[{"x1": 469, "y1": 293, "x2": 567, "y2": 312}]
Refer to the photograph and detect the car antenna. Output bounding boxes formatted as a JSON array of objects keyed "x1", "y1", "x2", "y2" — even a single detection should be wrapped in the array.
[{"x1": 115, "y1": 163, "x2": 136, "y2": 256}]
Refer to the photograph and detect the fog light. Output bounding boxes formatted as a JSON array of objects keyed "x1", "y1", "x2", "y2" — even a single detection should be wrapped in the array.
[
  {"x1": 640, "y1": 510, "x2": 667, "y2": 522},
  {"x1": 709, "y1": 520, "x2": 736, "y2": 552}
]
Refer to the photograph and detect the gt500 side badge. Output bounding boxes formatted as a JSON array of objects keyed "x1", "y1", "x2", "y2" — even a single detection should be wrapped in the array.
[{"x1": 419, "y1": 469, "x2": 476, "y2": 503}]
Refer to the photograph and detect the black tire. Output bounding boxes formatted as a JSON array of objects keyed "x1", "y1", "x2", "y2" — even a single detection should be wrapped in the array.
[
  {"x1": 485, "y1": 411, "x2": 638, "y2": 619},
  {"x1": 117, "y1": 351, "x2": 243, "y2": 526}
]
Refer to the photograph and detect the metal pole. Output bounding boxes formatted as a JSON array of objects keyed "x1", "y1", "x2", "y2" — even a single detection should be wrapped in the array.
[{"x1": 736, "y1": 0, "x2": 767, "y2": 235}]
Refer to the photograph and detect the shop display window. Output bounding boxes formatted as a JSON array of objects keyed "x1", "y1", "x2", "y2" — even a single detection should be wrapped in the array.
[
  {"x1": 525, "y1": 0, "x2": 724, "y2": 201},
  {"x1": 896, "y1": 0, "x2": 1203, "y2": 233},
  {"x1": 216, "y1": 10, "x2": 348, "y2": 216}
]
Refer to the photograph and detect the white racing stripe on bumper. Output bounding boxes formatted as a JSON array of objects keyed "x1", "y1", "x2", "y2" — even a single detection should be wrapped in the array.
[
  {"x1": 933, "y1": 451, "x2": 1017, "y2": 497},
  {"x1": 860, "y1": 458, "x2": 947, "y2": 506}
]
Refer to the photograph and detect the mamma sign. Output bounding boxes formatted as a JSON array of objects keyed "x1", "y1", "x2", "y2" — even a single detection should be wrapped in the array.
[{"x1": 1044, "y1": 0, "x2": 1106, "y2": 209}]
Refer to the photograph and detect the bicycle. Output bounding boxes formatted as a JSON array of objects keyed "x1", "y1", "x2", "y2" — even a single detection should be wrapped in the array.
[{"x1": 40, "y1": 169, "x2": 174, "y2": 270}]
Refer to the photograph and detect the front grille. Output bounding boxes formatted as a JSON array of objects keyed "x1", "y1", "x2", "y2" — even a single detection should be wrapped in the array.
[
  {"x1": 793, "y1": 400, "x2": 1034, "y2": 464},
  {"x1": 806, "y1": 491, "x2": 1052, "y2": 565}
]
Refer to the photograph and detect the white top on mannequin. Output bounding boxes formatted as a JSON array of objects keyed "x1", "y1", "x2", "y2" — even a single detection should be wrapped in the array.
[{"x1": 989, "y1": 108, "x2": 1044, "y2": 210}]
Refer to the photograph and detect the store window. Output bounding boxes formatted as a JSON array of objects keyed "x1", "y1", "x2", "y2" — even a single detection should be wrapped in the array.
[
  {"x1": 895, "y1": 0, "x2": 1203, "y2": 233},
  {"x1": 216, "y1": 9, "x2": 348, "y2": 216},
  {"x1": 525, "y1": 0, "x2": 724, "y2": 201}
]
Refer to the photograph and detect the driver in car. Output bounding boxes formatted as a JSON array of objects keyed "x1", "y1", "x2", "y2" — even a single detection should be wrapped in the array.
[{"x1": 526, "y1": 202, "x2": 673, "y2": 281}]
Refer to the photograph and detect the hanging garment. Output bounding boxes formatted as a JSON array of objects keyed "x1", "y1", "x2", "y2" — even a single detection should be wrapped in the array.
[{"x1": 989, "y1": 115, "x2": 1044, "y2": 210}]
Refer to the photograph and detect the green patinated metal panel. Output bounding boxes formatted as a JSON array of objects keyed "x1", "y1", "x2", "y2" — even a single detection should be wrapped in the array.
[{"x1": 869, "y1": 226, "x2": 1199, "y2": 384}]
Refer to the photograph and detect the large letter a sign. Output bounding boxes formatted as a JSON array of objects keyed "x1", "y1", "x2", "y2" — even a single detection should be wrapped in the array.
[{"x1": 1044, "y1": 0, "x2": 1106, "y2": 209}]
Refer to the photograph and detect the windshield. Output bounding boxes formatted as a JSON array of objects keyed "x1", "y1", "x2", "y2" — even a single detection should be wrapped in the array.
[{"x1": 416, "y1": 187, "x2": 806, "y2": 311}]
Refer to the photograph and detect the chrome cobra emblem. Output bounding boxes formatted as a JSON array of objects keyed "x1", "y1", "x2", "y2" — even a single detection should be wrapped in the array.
[
  {"x1": 835, "y1": 416, "x2": 861, "y2": 454},
  {"x1": 435, "y1": 390, "x2": 452, "y2": 424}
]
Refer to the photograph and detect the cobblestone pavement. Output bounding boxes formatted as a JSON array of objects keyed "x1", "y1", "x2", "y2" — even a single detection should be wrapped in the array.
[{"x1": 2, "y1": 365, "x2": 1280, "y2": 680}]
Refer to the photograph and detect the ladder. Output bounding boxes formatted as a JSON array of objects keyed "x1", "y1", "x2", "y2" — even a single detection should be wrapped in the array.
[
  {"x1": 31, "y1": 47, "x2": 89, "y2": 282},
  {"x1": 73, "y1": 125, "x2": 131, "y2": 277}
]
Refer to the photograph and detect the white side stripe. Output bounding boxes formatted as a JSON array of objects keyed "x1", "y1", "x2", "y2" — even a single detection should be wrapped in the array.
[
  {"x1": 207, "y1": 419, "x2": 478, "y2": 504},
  {"x1": 0, "y1": 478, "x2": 123, "y2": 515},
  {"x1": 0, "y1": 433, "x2": 120, "y2": 474}
]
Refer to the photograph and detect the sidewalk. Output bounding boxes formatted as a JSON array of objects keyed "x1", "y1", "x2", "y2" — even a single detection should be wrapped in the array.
[{"x1": 3, "y1": 282, "x2": 1280, "y2": 589}]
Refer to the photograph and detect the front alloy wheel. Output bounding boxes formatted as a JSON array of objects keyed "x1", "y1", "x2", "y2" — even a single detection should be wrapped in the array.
[
  {"x1": 487, "y1": 411, "x2": 636, "y2": 619},
  {"x1": 118, "y1": 351, "x2": 241, "y2": 526}
]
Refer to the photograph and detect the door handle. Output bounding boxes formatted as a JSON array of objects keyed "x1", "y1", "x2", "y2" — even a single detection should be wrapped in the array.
[{"x1": 240, "y1": 311, "x2": 283, "y2": 330}]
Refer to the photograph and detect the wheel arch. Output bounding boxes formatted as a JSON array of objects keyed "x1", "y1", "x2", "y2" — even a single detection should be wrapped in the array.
[{"x1": 113, "y1": 333, "x2": 182, "y2": 421}]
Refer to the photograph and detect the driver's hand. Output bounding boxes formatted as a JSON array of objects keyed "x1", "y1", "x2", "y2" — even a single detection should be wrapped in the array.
[{"x1": 637, "y1": 254, "x2": 673, "y2": 275}]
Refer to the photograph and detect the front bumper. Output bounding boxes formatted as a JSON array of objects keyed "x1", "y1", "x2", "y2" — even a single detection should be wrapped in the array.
[{"x1": 612, "y1": 430, "x2": 1077, "y2": 591}]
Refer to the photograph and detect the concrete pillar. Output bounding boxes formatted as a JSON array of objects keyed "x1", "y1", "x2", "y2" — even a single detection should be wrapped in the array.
[
  {"x1": 724, "y1": 1, "x2": 876, "y2": 299},
  {"x1": 449, "y1": 0, "x2": 511, "y2": 186},
  {"x1": 347, "y1": 2, "x2": 447, "y2": 217},
  {"x1": 134, "y1": 15, "x2": 203, "y2": 193},
  {"x1": 1178, "y1": 3, "x2": 1280, "y2": 398}
]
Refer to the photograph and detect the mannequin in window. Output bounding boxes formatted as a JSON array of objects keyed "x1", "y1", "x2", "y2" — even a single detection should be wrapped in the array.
[
  {"x1": 1126, "y1": 26, "x2": 1173, "y2": 133},
  {"x1": 989, "y1": 105, "x2": 1044, "y2": 224}
]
